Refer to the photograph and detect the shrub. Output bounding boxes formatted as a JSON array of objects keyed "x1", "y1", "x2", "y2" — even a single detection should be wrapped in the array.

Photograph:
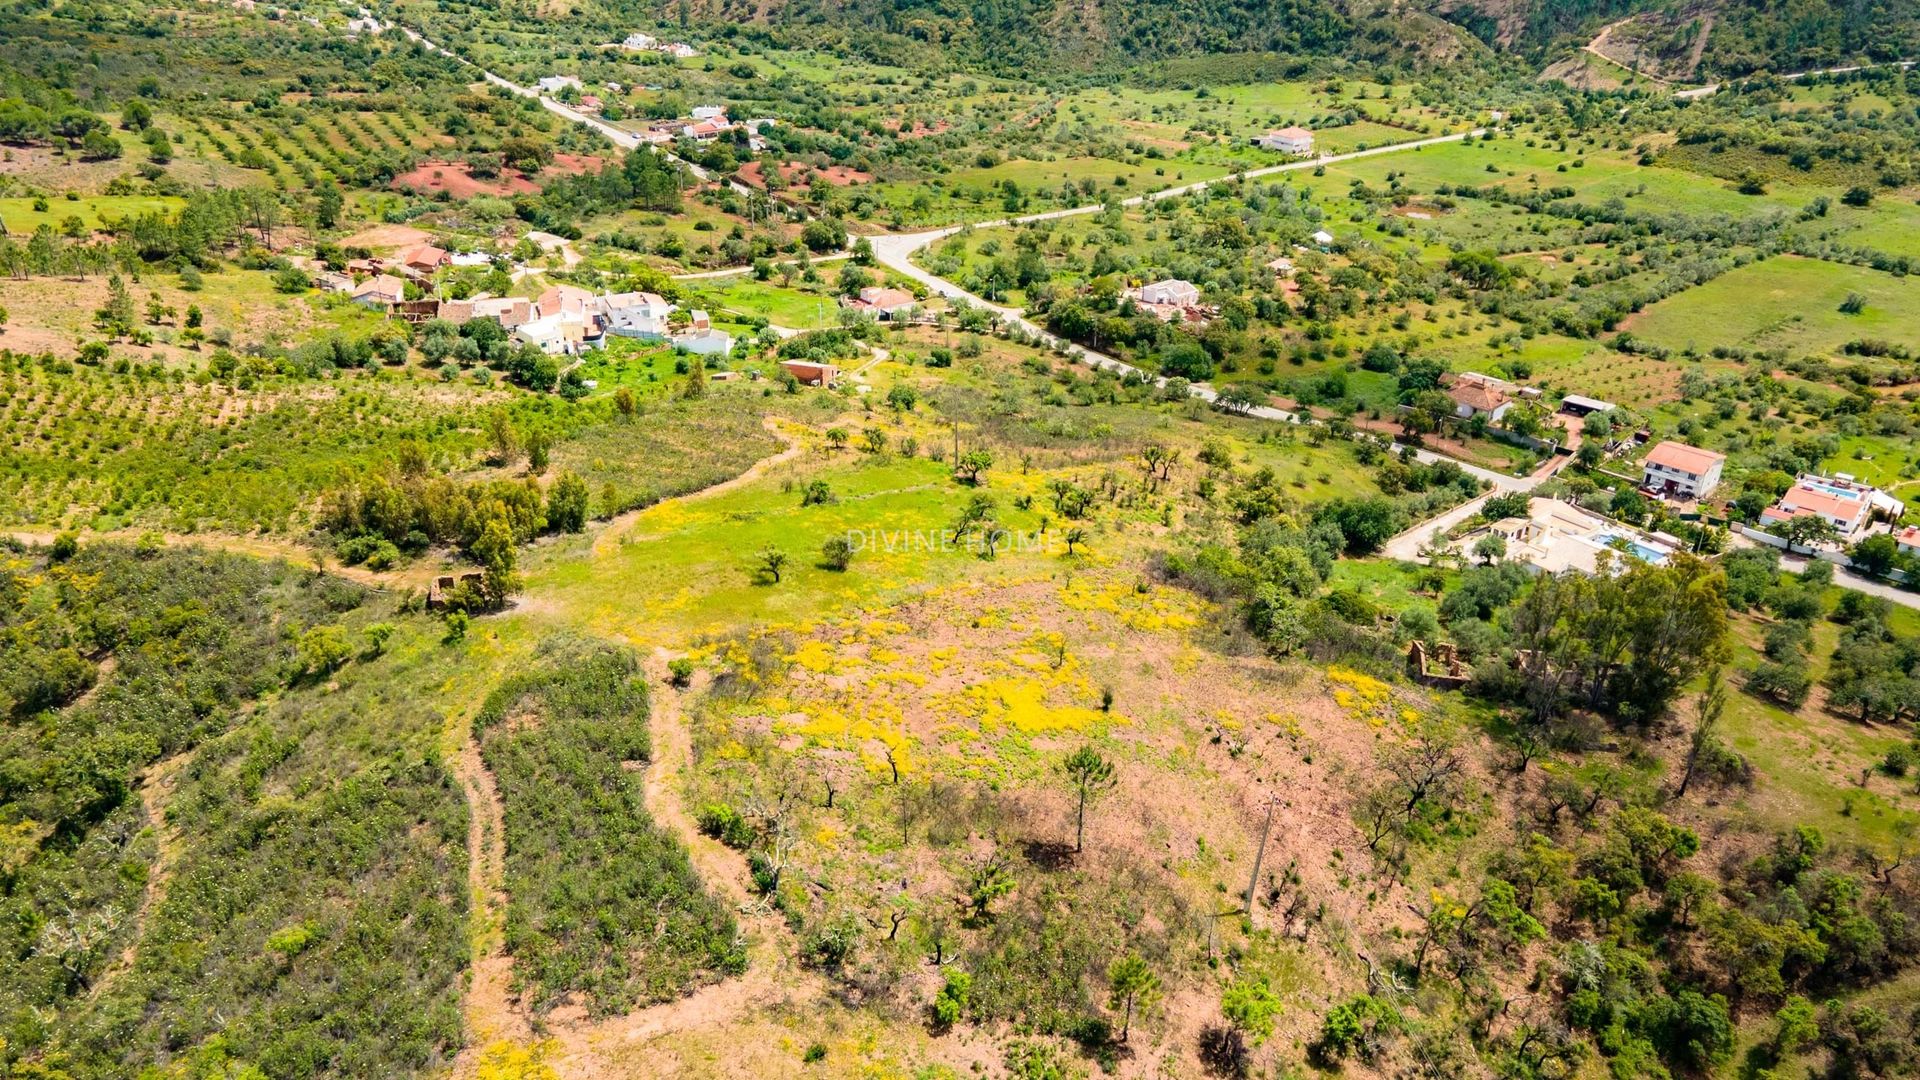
[
  {"x1": 697, "y1": 803, "x2": 756, "y2": 849},
  {"x1": 932, "y1": 969, "x2": 972, "y2": 1028}
]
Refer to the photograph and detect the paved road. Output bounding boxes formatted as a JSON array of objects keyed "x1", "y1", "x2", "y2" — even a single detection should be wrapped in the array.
[
  {"x1": 1781, "y1": 555, "x2": 1920, "y2": 612},
  {"x1": 867, "y1": 128, "x2": 1547, "y2": 492},
  {"x1": 392, "y1": 22, "x2": 758, "y2": 195},
  {"x1": 387, "y1": 26, "x2": 1524, "y2": 490}
]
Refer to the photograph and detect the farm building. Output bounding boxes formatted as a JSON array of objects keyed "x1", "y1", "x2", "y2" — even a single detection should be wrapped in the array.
[
  {"x1": 351, "y1": 274, "x2": 406, "y2": 309},
  {"x1": 845, "y1": 286, "x2": 917, "y2": 319},
  {"x1": 674, "y1": 329, "x2": 734, "y2": 357},
  {"x1": 1136, "y1": 279, "x2": 1200, "y2": 307},
  {"x1": 1559, "y1": 394, "x2": 1615, "y2": 417},
  {"x1": 1255, "y1": 126, "x2": 1315, "y2": 155},
  {"x1": 781, "y1": 360, "x2": 837, "y2": 387}
]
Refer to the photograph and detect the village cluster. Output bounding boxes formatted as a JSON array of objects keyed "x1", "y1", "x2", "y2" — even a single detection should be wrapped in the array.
[
  {"x1": 315, "y1": 242, "x2": 735, "y2": 358},
  {"x1": 1427, "y1": 368, "x2": 1913, "y2": 574}
]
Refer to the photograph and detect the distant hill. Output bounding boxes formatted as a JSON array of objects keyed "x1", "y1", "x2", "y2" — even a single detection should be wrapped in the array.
[
  {"x1": 1429, "y1": 0, "x2": 1920, "y2": 80},
  {"x1": 598, "y1": 0, "x2": 1916, "y2": 78},
  {"x1": 638, "y1": 0, "x2": 1476, "y2": 73}
]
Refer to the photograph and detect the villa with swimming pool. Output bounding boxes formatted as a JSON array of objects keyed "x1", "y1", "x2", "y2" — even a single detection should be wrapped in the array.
[{"x1": 1457, "y1": 497, "x2": 1683, "y2": 576}]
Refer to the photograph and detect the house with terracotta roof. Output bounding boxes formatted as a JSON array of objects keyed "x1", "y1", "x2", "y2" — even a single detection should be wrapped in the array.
[
  {"x1": 395, "y1": 243, "x2": 448, "y2": 275},
  {"x1": 351, "y1": 274, "x2": 407, "y2": 309},
  {"x1": 1255, "y1": 126, "x2": 1315, "y2": 155},
  {"x1": 1895, "y1": 525, "x2": 1920, "y2": 556},
  {"x1": 1761, "y1": 475, "x2": 1904, "y2": 539},
  {"x1": 845, "y1": 286, "x2": 917, "y2": 319},
  {"x1": 1640, "y1": 440, "x2": 1725, "y2": 500},
  {"x1": 682, "y1": 118, "x2": 731, "y2": 141},
  {"x1": 467, "y1": 296, "x2": 533, "y2": 329},
  {"x1": 535, "y1": 284, "x2": 595, "y2": 320},
  {"x1": 1447, "y1": 380, "x2": 1512, "y2": 424}
]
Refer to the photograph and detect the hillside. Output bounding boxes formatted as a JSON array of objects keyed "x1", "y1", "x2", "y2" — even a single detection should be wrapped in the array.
[{"x1": 1432, "y1": 0, "x2": 1920, "y2": 79}]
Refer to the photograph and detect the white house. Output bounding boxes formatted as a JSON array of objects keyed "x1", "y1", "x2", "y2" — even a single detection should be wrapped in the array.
[
  {"x1": 536, "y1": 75, "x2": 582, "y2": 94},
  {"x1": 691, "y1": 105, "x2": 727, "y2": 121},
  {"x1": 1447, "y1": 380, "x2": 1512, "y2": 424},
  {"x1": 601, "y1": 291, "x2": 676, "y2": 339},
  {"x1": 1137, "y1": 279, "x2": 1200, "y2": 307},
  {"x1": 1457, "y1": 498, "x2": 1680, "y2": 576},
  {"x1": 1255, "y1": 126, "x2": 1315, "y2": 155},
  {"x1": 674, "y1": 329, "x2": 733, "y2": 357},
  {"x1": 515, "y1": 311, "x2": 599, "y2": 355},
  {"x1": 1641, "y1": 441, "x2": 1725, "y2": 500},
  {"x1": 659, "y1": 42, "x2": 697, "y2": 58},
  {"x1": 621, "y1": 32, "x2": 656, "y2": 49},
  {"x1": 1311, "y1": 229, "x2": 1335, "y2": 248}
]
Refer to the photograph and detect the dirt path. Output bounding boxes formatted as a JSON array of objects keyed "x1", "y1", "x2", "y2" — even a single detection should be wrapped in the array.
[
  {"x1": 1581, "y1": 17, "x2": 1677, "y2": 85},
  {"x1": 448, "y1": 698, "x2": 532, "y2": 1075},
  {"x1": 590, "y1": 414, "x2": 831, "y2": 557},
  {"x1": 1683, "y1": 14, "x2": 1714, "y2": 77},
  {"x1": 0, "y1": 528, "x2": 444, "y2": 591},
  {"x1": 532, "y1": 652, "x2": 823, "y2": 1075},
  {"x1": 90, "y1": 750, "x2": 191, "y2": 1000}
]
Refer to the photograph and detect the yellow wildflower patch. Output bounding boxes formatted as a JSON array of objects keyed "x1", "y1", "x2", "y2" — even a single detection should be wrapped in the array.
[
  {"x1": 957, "y1": 677, "x2": 1107, "y2": 735},
  {"x1": 1328, "y1": 666, "x2": 1396, "y2": 727},
  {"x1": 475, "y1": 1040, "x2": 561, "y2": 1080},
  {"x1": 786, "y1": 640, "x2": 840, "y2": 674}
]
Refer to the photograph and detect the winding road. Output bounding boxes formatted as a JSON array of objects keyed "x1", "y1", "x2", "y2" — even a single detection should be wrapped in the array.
[{"x1": 382, "y1": 16, "x2": 1524, "y2": 487}]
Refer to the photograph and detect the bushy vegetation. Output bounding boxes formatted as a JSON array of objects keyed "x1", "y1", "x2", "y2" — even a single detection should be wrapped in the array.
[
  {"x1": 474, "y1": 639, "x2": 745, "y2": 1015},
  {"x1": 2, "y1": 539, "x2": 469, "y2": 1078}
]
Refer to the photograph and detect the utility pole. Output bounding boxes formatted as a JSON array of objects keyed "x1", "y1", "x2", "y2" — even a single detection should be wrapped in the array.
[{"x1": 1244, "y1": 793, "x2": 1277, "y2": 926}]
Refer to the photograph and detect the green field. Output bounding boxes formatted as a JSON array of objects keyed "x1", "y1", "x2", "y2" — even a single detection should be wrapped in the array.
[
  {"x1": 1623, "y1": 255, "x2": 1920, "y2": 354},
  {"x1": 0, "y1": 194, "x2": 186, "y2": 233}
]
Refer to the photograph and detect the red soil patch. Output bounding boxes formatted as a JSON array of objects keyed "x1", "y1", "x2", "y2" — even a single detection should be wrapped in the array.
[
  {"x1": 544, "y1": 153, "x2": 607, "y2": 177},
  {"x1": 392, "y1": 160, "x2": 541, "y2": 198},
  {"x1": 735, "y1": 160, "x2": 872, "y2": 191}
]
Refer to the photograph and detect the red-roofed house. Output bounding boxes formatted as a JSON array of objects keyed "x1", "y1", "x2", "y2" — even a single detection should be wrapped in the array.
[
  {"x1": 1762, "y1": 478, "x2": 1876, "y2": 538},
  {"x1": 1447, "y1": 381, "x2": 1512, "y2": 423},
  {"x1": 396, "y1": 243, "x2": 449, "y2": 275},
  {"x1": 535, "y1": 284, "x2": 595, "y2": 320},
  {"x1": 845, "y1": 286, "x2": 917, "y2": 319},
  {"x1": 351, "y1": 274, "x2": 407, "y2": 309},
  {"x1": 1895, "y1": 525, "x2": 1920, "y2": 556},
  {"x1": 1641, "y1": 441, "x2": 1725, "y2": 499}
]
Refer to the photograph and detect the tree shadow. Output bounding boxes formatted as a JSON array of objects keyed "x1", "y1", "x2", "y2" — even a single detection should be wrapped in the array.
[{"x1": 1020, "y1": 838, "x2": 1077, "y2": 871}]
